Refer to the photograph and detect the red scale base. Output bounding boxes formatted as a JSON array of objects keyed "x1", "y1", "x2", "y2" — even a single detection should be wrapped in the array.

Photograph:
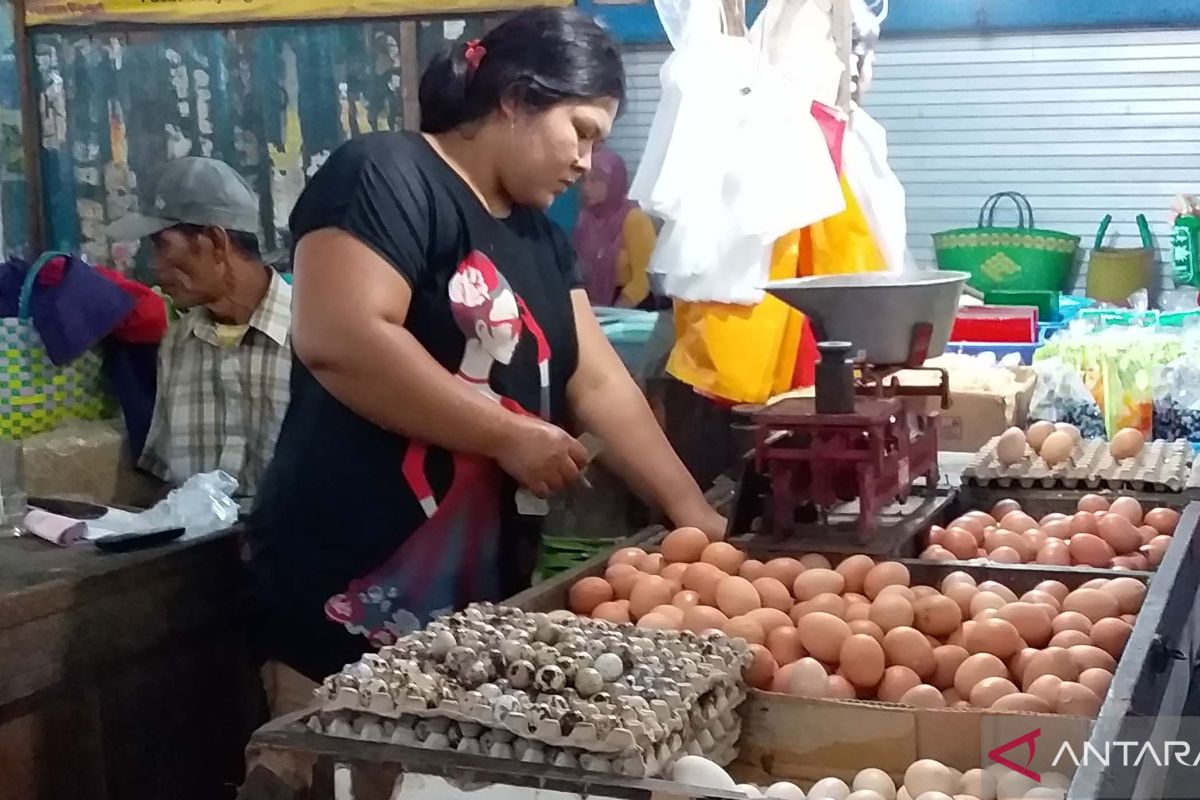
[{"x1": 750, "y1": 367, "x2": 948, "y2": 536}]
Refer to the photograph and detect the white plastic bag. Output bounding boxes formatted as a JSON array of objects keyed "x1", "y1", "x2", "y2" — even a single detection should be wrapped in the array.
[
  {"x1": 844, "y1": 105, "x2": 916, "y2": 272},
  {"x1": 87, "y1": 470, "x2": 240, "y2": 541},
  {"x1": 632, "y1": 0, "x2": 845, "y2": 305}
]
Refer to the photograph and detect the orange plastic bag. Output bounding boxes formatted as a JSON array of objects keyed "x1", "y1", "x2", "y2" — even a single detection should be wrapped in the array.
[{"x1": 667, "y1": 176, "x2": 885, "y2": 404}]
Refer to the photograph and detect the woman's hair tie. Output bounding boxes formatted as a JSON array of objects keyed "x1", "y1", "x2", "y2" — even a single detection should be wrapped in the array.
[{"x1": 464, "y1": 39, "x2": 487, "y2": 73}]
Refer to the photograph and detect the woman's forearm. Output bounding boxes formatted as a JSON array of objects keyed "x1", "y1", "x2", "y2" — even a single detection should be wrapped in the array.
[{"x1": 567, "y1": 293, "x2": 709, "y2": 524}]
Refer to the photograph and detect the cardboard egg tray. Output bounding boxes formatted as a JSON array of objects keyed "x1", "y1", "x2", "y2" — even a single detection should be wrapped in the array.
[
  {"x1": 305, "y1": 703, "x2": 742, "y2": 778},
  {"x1": 314, "y1": 604, "x2": 751, "y2": 764},
  {"x1": 961, "y1": 437, "x2": 1200, "y2": 493}
]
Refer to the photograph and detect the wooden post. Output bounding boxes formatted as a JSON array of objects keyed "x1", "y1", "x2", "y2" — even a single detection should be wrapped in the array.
[
  {"x1": 12, "y1": 0, "x2": 45, "y2": 252},
  {"x1": 399, "y1": 21, "x2": 420, "y2": 131}
]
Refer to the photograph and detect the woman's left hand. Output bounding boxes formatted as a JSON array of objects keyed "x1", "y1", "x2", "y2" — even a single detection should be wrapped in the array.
[{"x1": 671, "y1": 503, "x2": 728, "y2": 542}]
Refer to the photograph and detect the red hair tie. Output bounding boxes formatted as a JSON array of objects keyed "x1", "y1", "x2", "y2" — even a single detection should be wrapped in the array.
[{"x1": 464, "y1": 39, "x2": 487, "y2": 73}]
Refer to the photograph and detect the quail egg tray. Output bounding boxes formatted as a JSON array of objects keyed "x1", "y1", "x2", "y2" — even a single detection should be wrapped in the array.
[
  {"x1": 315, "y1": 604, "x2": 751, "y2": 759},
  {"x1": 961, "y1": 438, "x2": 1200, "y2": 492},
  {"x1": 305, "y1": 704, "x2": 742, "y2": 778}
]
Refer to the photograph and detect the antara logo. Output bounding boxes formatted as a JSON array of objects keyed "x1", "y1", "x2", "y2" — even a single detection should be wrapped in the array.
[{"x1": 988, "y1": 728, "x2": 1041, "y2": 782}]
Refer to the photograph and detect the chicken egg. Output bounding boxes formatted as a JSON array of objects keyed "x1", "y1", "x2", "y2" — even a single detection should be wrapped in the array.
[
  {"x1": 1054, "y1": 421, "x2": 1082, "y2": 442},
  {"x1": 990, "y1": 499, "x2": 1023, "y2": 519},
  {"x1": 1100, "y1": 576, "x2": 1147, "y2": 615},
  {"x1": 1109, "y1": 496, "x2": 1145, "y2": 526},
  {"x1": 629, "y1": 575, "x2": 675, "y2": 619},
  {"x1": 1056, "y1": 682, "x2": 1102, "y2": 716},
  {"x1": 995, "y1": 427, "x2": 1028, "y2": 466},
  {"x1": 714, "y1": 576, "x2": 761, "y2": 618},
  {"x1": 853, "y1": 768, "x2": 897, "y2": 800},
  {"x1": 1109, "y1": 428, "x2": 1145, "y2": 461},
  {"x1": 797, "y1": 612, "x2": 852, "y2": 662},
  {"x1": 953, "y1": 653, "x2": 1008, "y2": 697},
  {"x1": 672, "y1": 590, "x2": 702, "y2": 611},
  {"x1": 647, "y1": 604, "x2": 685, "y2": 626},
  {"x1": 605, "y1": 564, "x2": 642, "y2": 600},
  {"x1": 1078, "y1": 668, "x2": 1113, "y2": 699},
  {"x1": 931, "y1": 645, "x2": 969, "y2": 690},
  {"x1": 794, "y1": 568, "x2": 847, "y2": 601},
  {"x1": 1026, "y1": 420, "x2": 1056, "y2": 452},
  {"x1": 840, "y1": 633, "x2": 886, "y2": 688},
  {"x1": 660, "y1": 527, "x2": 709, "y2": 563},
  {"x1": 1026, "y1": 674, "x2": 1064, "y2": 706},
  {"x1": 1020, "y1": 647, "x2": 1078, "y2": 689},
  {"x1": 863, "y1": 561, "x2": 911, "y2": 600},
  {"x1": 969, "y1": 676, "x2": 1018, "y2": 708},
  {"x1": 637, "y1": 612, "x2": 678, "y2": 631},
  {"x1": 1069, "y1": 644, "x2": 1116, "y2": 673},
  {"x1": 744, "y1": 644, "x2": 778, "y2": 689},
  {"x1": 884, "y1": 627, "x2": 936, "y2": 679},
  {"x1": 870, "y1": 594, "x2": 915, "y2": 632},
  {"x1": 800, "y1": 553, "x2": 834, "y2": 570},
  {"x1": 1049, "y1": 630, "x2": 1092, "y2": 649},
  {"x1": 700, "y1": 542, "x2": 745, "y2": 575},
  {"x1": 766, "y1": 625, "x2": 806, "y2": 665},
  {"x1": 609, "y1": 547, "x2": 647, "y2": 567},
  {"x1": 738, "y1": 559, "x2": 765, "y2": 582},
  {"x1": 1144, "y1": 507, "x2": 1181, "y2": 536},
  {"x1": 836, "y1": 554, "x2": 876, "y2": 594},
  {"x1": 1068, "y1": 533, "x2": 1116, "y2": 568},
  {"x1": 723, "y1": 615, "x2": 766, "y2": 645},
  {"x1": 751, "y1": 577, "x2": 794, "y2": 613},
  {"x1": 761, "y1": 557, "x2": 805, "y2": 588},
  {"x1": 746, "y1": 607, "x2": 793, "y2": 635},
  {"x1": 826, "y1": 674, "x2": 859, "y2": 700},
  {"x1": 1089, "y1": 618, "x2": 1132, "y2": 662},
  {"x1": 942, "y1": 583, "x2": 978, "y2": 617},
  {"x1": 591, "y1": 600, "x2": 631, "y2": 624},
  {"x1": 999, "y1": 511, "x2": 1038, "y2": 534},
  {"x1": 877, "y1": 666, "x2": 922, "y2": 702},
  {"x1": 904, "y1": 760, "x2": 958, "y2": 798},
  {"x1": 568, "y1": 576, "x2": 614, "y2": 615},
  {"x1": 913, "y1": 595, "x2": 963, "y2": 637},
  {"x1": 848, "y1": 619, "x2": 886, "y2": 644},
  {"x1": 1039, "y1": 431, "x2": 1075, "y2": 467},
  {"x1": 899, "y1": 684, "x2": 946, "y2": 708},
  {"x1": 682, "y1": 562, "x2": 726, "y2": 605},
  {"x1": 965, "y1": 618, "x2": 1024, "y2": 660},
  {"x1": 787, "y1": 657, "x2": 829, "y2": 697},
  {"x1": 1063, "y1": 588, "x2": 1120, "y2": 622},
  {"x1": 682, "y1": 605, "x2": 728, "y2": 633}
]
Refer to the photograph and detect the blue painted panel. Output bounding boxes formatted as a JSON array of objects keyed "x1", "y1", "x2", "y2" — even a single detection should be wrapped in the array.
[
  {"x1": 590, "y1": 0, "x2": 1200, "y2": 45},
  {"x1": 887, "y1": 0, "x2": 1200, "y2": 35},
  {"x1": 0, "y1": 0, "x2": 30, "y2": 256},
  {"x1": 29, "y1": 14, "x2": 500, "y2": 277}
]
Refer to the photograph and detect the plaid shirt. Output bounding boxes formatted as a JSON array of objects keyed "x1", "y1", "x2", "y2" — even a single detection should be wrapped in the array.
[{"x1": 139, "y1": 272, "x2": 292, "y2": 498}]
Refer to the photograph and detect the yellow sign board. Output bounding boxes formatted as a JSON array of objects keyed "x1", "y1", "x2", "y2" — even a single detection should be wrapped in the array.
[{"x1": 26, "y1": 0, "x2": 566, "y2": 27}]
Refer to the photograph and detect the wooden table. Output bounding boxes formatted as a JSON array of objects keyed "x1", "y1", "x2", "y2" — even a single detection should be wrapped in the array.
[{"x1": 0, "y1": 529, "x2": 263, "y2": 800}]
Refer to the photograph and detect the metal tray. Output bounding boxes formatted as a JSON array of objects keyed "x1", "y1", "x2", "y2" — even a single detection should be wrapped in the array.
[{"x1": 765, "y1": 271, "x2": 969, "y2": 366}]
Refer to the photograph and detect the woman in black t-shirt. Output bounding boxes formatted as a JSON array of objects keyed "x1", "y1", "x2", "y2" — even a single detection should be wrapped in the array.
[{"x1": 248, "y1": 7, "x2": 725, "y2": 692}]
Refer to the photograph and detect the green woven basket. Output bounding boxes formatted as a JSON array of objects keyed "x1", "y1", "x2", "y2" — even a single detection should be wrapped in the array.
[{"x1": 933, "y1": 192, "x2": 1080, "y2": 292}]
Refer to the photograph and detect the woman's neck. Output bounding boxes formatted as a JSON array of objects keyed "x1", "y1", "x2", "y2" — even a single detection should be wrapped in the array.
[{"x1": 425, "y1": 131, "x2": 512, "y2": 218}]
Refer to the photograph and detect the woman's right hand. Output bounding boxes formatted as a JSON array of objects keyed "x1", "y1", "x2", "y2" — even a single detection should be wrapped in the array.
[{"x1": 493, "y1": 416, "x2": 589, "y2": 498}]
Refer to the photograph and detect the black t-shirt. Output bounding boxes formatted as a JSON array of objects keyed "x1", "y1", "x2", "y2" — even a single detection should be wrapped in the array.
[{"x1": 249, "y1": 132, "x2": 582, "y2": 680}]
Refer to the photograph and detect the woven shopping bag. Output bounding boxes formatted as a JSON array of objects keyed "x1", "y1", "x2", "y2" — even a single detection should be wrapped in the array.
[
  {"x1": 0, "y1": 252, "x2": 113, "y2": 439},
  {"x1": 933, "y1": 192, "x2": 1080, "y2": 292}
]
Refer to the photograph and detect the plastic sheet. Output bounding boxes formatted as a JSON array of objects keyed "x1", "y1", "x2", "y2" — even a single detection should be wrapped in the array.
[
  {"x1": 87, "y1": 470, "x2": 240, "y2": 540},
  {"x1": 1028, "y1": 357, "x2": 1106, "y2": 438}
]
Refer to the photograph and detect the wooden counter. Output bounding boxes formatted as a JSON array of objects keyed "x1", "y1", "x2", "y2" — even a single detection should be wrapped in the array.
[{"x1": 0, "y1": 530, "x2": 263, "y2": 800}]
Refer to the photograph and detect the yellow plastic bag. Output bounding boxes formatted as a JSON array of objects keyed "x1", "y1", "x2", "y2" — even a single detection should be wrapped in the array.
[{"x1": 667, "y1": 176, "x2": 885, "y2": 404}]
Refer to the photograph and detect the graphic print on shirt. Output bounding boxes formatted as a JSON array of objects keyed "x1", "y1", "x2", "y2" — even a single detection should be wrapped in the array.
[{"x1": 324, "y1": 251, "x2": 552, "y2": 645}]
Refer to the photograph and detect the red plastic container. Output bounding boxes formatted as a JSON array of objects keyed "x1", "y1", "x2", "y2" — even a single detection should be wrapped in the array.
[{"x1": 951, "y1": 306, "x2": 1039, "y2": 343}]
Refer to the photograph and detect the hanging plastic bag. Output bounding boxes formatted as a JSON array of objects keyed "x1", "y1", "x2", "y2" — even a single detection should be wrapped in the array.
[
  {"x1": 667, "y1": 232, "x2": 807, "y2": 403},
  {"x1": 844, "y1": 105, "x2": 915, "y2": 272},
  {"x1": 1028, "y1": 357, "x2": 1106, "y2": 438},
  {"x1": 799, "y1": 173, "x2": 888, "y2": 276},
  {"x1": 633, "y1": 0, "x2": 845, "y2": 306}
]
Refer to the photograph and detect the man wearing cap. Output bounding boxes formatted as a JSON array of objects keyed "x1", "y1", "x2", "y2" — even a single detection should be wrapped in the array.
[{"x1": 108, "y1": 156, "x2": 292, "y2": 501}]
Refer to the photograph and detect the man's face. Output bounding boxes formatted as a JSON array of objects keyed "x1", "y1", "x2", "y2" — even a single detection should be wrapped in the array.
[{"x1": 149, "y1": 227, "x2": 226, "y2": 309}]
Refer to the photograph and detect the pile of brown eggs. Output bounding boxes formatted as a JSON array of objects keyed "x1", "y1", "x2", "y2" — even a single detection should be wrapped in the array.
[
  {"x1": 920, "y1": 495, "x2": 1179, "y2": 570},
  {"x1": 567, "y1": 530, "x2": 1142, "y2": 717}
]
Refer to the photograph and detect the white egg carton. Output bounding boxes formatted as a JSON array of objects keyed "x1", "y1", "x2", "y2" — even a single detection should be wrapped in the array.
[
  {"x1": 962, "y1": 437, "x2": 1200, "y2": 493},
  {"x1": 315, "y1": 604, "x2": 751, "y2": 756},
  {"x1": 306, "y1": 703, "x2": 743, "y2": 778}
]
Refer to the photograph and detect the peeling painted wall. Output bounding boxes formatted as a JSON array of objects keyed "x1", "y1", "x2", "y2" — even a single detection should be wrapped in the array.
[
  {"x1": 30, "y1": 16, "x2": 495, "y2": 277},
  {"x1": 0, "y1": 0, "x2": 30, "y2": 256}
]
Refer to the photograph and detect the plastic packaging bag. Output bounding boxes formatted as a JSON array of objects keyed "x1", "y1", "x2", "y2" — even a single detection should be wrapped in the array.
[
  {"x1": 1152, "y1": 354, "x2": 1200, "y2": 441},
  {"x1": 632, "y1": 0, "x2": 845, "y2": 305},
  {"x1": 87, "y1": 470, "x2": 240, "y2": 541},
  {"x1": 1028, "y1": 357, "x2": 1106, "y2": 438}
]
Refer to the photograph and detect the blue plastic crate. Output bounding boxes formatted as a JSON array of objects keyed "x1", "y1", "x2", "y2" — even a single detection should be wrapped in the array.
[{"x1": 945, "y1": 341, "x2": 1042, "y2": 364}]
